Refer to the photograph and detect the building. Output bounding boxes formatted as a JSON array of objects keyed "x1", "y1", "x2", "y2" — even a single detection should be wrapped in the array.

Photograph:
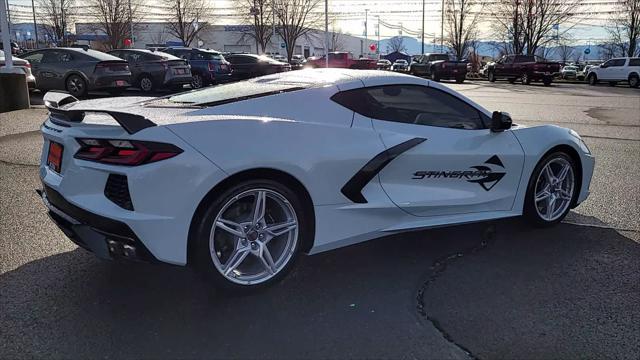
[{"x1": 74, "y1": 22, "x2": 378, "y2": 58}]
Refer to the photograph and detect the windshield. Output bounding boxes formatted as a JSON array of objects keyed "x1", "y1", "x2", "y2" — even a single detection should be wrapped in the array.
[
  {"x1": 167, "y1": 80, "x2": 306, "y2": 105},
  {"x1": 564, "y1": 66, "x2": 577, "y2": 70}
]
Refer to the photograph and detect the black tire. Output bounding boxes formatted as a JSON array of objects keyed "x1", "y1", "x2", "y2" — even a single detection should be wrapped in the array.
[
  {"x1": 488, "y1": 70, "x2": 496, "y2": 82},
  {"x1": 192, "y1": 179, "x2": 311, "y2": 292},
  {"x1": 588, "y1": 73, "x2": 598, "y2": 85},
  {"x1": 608, "y1": 81, "x2": 617, "y2": 87},
  {"x1": 508, "y1": 77, "x2": 516, "y2": 84},
  {"x1": 455, "y1": 76, "x2": 465, "y2": 84},
  {"x1": 430, "y1": 71, "x2": 441, "y2": 82},
  {"x1": 523, "y1": 152, "x2": 578, "y2": 227},
  {"x1": 191, "y1": 73, "x2": 205, "y2": 89},
  {"x1": 629, "y1": 74, "x2": 640, "y2": 88},
  {"x1": 522, "y1": 72, "x2": 532, "y2": 85},
  {"x1": 543, "y1": 76, "x2": 552, "y2": 86},
  {"x1": 138, "y1": 74, "x2": 154, "y2": 92},
  {"x1": 65, "y1": 74, "x2": 88, "y2": 97}
]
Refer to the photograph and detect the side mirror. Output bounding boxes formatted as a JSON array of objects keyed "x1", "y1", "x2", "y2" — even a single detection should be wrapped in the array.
[{"x1": 491, "y1": 111, "x2": 512, "y2": 132}]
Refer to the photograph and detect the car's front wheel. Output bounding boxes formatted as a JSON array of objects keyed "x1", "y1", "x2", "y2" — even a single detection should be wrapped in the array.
[
  {"x1": 191, "y1": 74, "x2": 205, "y2": 89},
  {"x1": 524, "y1": 152, "x2": 578, "y2": 227},
  {"x1": 588, "y1": 73, "x2": 598, "y2": 85},
  {"x1": 193, "y1": 179, "x2": 308, "y2": 291},
  {"x1": 488, "y1": 70, "x2": 496, "y2": 82},
  {"x1": 65, "y1": 74, "x2": 87, "y2": 97}
]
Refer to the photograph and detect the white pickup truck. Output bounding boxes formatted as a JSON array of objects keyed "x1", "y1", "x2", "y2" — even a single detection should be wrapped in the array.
[{"x1": 587, "y1": 57, "x2": 640, "y2": 88}]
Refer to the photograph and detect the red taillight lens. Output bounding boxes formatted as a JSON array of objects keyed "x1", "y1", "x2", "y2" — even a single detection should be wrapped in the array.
[{"x1": 74, "y1": 138, "x2": 182, "y2": 166}]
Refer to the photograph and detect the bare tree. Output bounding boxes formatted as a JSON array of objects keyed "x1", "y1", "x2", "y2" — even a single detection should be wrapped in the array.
[
  {"x1": 237, "y1": 0, "x2": 273, "y2": 53},
  {"x1": 273, "y1": 0, "x2": 322, "y2": 61},
  {"x1": 36, "y1": 0, "x2": 75, "y2": 45},
  {"x1": 386, "y1": 36, "x2": 406, "y2": 53},
  {"x1": 605, "y1": 0, "x2": 640, "y2": 57},
  {"x1": 86, "y1": 0, "x2": 143, "y2": 50},
  {"x1": 443, "y1": 0, "x2": 483, "y2": 59},
  {"x1": 555, "y1": 44, "x2": 574, "y2": 64},
  {"x1": 163, "y1": 0, "x2": 213, "y2": 47},
  {"x1": 330, "y1": 20, "x2": 344, "y2": 52},
  {"x1": 489, "y1": 0, "x2": 579, "y2": 55}
]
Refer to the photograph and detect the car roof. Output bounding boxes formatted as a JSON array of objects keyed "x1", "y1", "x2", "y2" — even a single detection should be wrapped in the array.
[
  {"x1": 253, "y1": 68, "x2": 416, "y2": 87},
  {"x1": 27, "y1": 47, "x2": 123, "y2": 61}
]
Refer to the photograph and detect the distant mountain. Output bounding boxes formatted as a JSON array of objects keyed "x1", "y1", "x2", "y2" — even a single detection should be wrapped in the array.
[{"x1": 377, "y1": 36, "x2": 608, "y2": 61}]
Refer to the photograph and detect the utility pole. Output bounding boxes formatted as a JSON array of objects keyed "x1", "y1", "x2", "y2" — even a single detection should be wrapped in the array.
[
  {"x1": 440, "y1": 0, "x2": 444, "y2": 53},
  {"x1": 377, "y1": 15, "x2": 380, "y2": 59},
  {"x1": 272, "y1": 0, "x2": 275, "y2": 53},
  {"x1": 421, "y1": 0, "x2": 425, "y2": 54},
  {"x1": 31, "y1": 0, "x2": 38, "y2": 47},
  {"x1": 128, "y1": 0, "x2": 134, "y2": 47},
  {"x1": 364, "y1": 8, "x2": 368, "y2": 55},
  {"x1": 60, "y1": 2, "x2": 65, "y2": 45},
  {"x1": 1, "y1": 0, "x2": 13, "y2": 68},
  {"x1": 6, "y1": 0, "x2": 11, "y2": 41},
  {"x1": 324, "y1": 0, "x2": 328, "y2": 67},
  {"x1": 252, "y1": 0, "x2": 259, "y2": 53}
]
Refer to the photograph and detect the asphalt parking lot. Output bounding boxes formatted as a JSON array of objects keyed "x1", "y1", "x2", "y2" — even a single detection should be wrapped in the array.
[{"x1": 1, "y1": 81, "x2": 639, "y2": 359}]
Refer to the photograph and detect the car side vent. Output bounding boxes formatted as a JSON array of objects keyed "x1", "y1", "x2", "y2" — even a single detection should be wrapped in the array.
[{"x1": 104, "y1": 174, "x2": 134, "y2": 211}]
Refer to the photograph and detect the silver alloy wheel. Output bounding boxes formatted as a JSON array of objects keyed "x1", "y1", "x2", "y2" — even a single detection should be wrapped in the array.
[
  {"x1": 534, "y1": 157, "x2": 575, "y2": 222},
  {"x1": 209, "y1": 188, "x2": 299, "y2": 285},
  {"x1": 140, "y1": 77, "x2": 153, "y2": 92},
  {"x1": 191, "y1": 74, "x2": 203, "y2": 89},
  {"x1": 67, "y1": 76, "x2": 85, "y2": 95}
]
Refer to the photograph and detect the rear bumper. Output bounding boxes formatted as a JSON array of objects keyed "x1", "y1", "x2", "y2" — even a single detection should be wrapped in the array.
[
  {"x1": 164, "y1": 76, "x2": 193, "y2": 86},
  {"x1": 210, "y1": 72, "x2": 233, "y2": 83},
  {"x1": 437, "y1": 69, "x2": 467, "y2": 78},
  {"x1": 39, "y1": 185, "x2": 157, "y2": 262},
  {"x1": 532, "y1": 71, "x2": 561, "y2": 78},
  {"x1": 92, "y1": 75, "x2": 132, "y2": 89}
]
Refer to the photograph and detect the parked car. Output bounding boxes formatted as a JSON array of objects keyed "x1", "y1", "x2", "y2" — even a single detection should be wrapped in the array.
[
  {"x1": 392, "y1": 59, "x2": 409, "y2": 72},
  {"x1": 20, "y1": 47, "x2": 131, "y2": 97},
  {"x1": 0, "y1": 52, "x2": 36, "y2": 89},
  {"x1": 108, "y1": 49, "x2": 192, "y2": 92},
  {"x1": 586, "y1": 57, "x2": 640, "y2": 88},
  {"x1": 487, "y1": 55, "x2": 561, "y2": 86},
  {"x1": 306, "y1": 52, "x2": 376, "y2": 69},
  {"x1": 409, "y1": 53, "x2": 468, "y2": 83},
  {"x1": 163, "y1": 47, "x2": 232, "y2": 88},
  {"x1": 376, "y1": 59, "x2": 392, "y2": 70},
  {"x1": 561, "y1": 65, "x2": 578, "y2": 80},
  {"x1": 224, "y1": 54, "x2": 291, "y2": 80},
  {"x1": 289, "y1": 54, "x2": 306, "y2": 70}
]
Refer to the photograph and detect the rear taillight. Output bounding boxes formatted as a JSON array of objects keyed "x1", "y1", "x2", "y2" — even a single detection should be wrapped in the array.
[
  {"x1": 208, "y1": 62, "x2": 217, "y2": 72},
  {"x1": 75, "y1": 138, "x2": 182, "y2": 166},
  {"x1": 25, "y1": 62, "x2": 31, "y2": 68}
]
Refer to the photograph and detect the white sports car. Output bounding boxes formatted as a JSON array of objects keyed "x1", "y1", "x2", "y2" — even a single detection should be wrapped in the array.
[{"x1": 39, "y1": 69, "x2": 594, "y2": 290}]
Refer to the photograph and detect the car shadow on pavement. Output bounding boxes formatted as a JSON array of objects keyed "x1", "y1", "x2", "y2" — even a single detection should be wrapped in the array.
[{"x1": 1, "y1": 217, "x2": 638, "y2": 359}]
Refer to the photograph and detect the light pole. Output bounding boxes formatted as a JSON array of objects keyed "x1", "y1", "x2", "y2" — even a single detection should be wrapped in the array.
[
  {"x1": 440, "y1": 0, "x2": 444, "y2": 53},
  {"x1": 324, "y1": 0, "x2": 328, "y2": 67},
  {"x1": 421, "y1": 0, "x2": 425, "y2": 54},
  {"x1": 377, "y1": 15, "x2": 380, "y2": 59},
  {"x1": 31, "y1": 0, "x2": 38, "y2": 47},
  {"x1": 364, "y1": 8, "x2": 368, "y2": 56},
  {"x1": 128, "y1": 0, "x2": 134, "y2": 47},
  {"x1": 1, "y1": 0, "x2": 13, "y2": 68}
]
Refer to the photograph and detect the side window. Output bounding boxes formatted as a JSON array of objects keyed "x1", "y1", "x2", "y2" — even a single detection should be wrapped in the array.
[
  {"x1": 59, "y1": 52, "x2": 73, "y2": 62},
  {"x1": 610, "y1": 59, "x2": 626, "y2": 67},
  {"x1": 332, "y1": 85, "x2": 484, "y2": 130},
  {"x1": 23, "y1": 52, "x2": 44, "y2": 64},
  {"x1": 41, "y1": 51, "x2": 63, "y2": 63},
  {"x1": 629, "y1": 58, "x2": 640, "y2": 66}
]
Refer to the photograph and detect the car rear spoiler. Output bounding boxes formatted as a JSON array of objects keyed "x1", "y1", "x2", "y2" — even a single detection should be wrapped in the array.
[{"x1": 43, "y1": 91, "x2": 157, "y2": 134}]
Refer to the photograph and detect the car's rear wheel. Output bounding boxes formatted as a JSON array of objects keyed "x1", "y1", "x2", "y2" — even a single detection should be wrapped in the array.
[
  {"x1": 65, "y1": 74, "x2": 87, "y2": 97},
  {"x1": 430, "y1": 71, "x2": 440, "y2": 82},
  {"x1": 629, "y1": 74, "x2": 640, "y2": 88},
  {"x1": 543, "y1": 76, "x2": 552, "y2": 86},
  {"x1": 191, "y1": 73, "x2": 204, "y2": 89},
  {"x1": 455, "y1": 76, "x2": 465, "y2": 84},
  {"x1": 193, "y1": 179, "x2": 308, "y2": 291},
  {"x1": 588, "y1": 73, "x2": 598, "y2": 85},
  {"x1": 138, "y1": 75, "x2": 154, "y2": 92},
  {"x1": 524, "y1": 152, "x2": 577, "y2": 227}
]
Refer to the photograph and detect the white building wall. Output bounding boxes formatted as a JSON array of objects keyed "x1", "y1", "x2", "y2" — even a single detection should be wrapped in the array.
[{"x1": 74, "y1": 22, "x2": 374, "y2": 58}]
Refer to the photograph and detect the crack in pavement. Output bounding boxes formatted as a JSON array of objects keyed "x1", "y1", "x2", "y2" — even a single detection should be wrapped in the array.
[
  {"x1": 416, "y1": 224, "x2": 498, "y2": 360},
  {"x1": 0, "y1": 159, "x2": 38, "y2": 167}
]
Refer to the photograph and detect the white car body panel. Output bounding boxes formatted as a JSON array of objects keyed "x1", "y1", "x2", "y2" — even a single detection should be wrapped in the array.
[
  {"x1": 588, "y1": 57, "x2": 639, "y2": 81},
  {"x1": 39, "y1": 69, "x2": 595, "y2": 266}
]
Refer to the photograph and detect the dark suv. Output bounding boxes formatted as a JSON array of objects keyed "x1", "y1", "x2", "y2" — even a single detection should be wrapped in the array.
[
  {"x1": 162, "y1": 47, "x2": 232, "y2": 88},
  {"x1": 108, "y1": 49, "x2": 192, "y2": 92}
]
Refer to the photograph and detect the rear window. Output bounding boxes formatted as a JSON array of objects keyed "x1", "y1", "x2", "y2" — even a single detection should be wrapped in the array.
[
  {"x1": 193, "y1": 51, "x2": 224, "y2": 61},
  {"x1": 167, "y1": 80, "x2": 307, "y2": 106},
  {"x1": 430, "y1": 54, "x2": 449, "y2": 61}
]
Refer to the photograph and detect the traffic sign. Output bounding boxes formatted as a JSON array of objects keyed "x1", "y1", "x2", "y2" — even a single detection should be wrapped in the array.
[
  {"x1": 280, "y1": 42, "x2": 286, "y2": 49},
  {"x1": 584, "y1": 48, "x2": 591, "y2": 55}
]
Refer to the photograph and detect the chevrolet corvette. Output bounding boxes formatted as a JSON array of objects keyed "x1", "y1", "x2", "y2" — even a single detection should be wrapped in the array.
[{"x1": 38, "y1": 69, "x2": 595, "y2": 290}]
